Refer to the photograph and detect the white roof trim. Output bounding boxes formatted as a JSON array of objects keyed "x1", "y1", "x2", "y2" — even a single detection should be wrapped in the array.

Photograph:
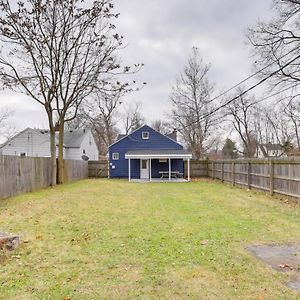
[
  {"x1": 125, "y1": 153, "x2": 192, "y2": 159},
  {"x1": 108, "y1": 124, "x2": 183, "y2": 148}
]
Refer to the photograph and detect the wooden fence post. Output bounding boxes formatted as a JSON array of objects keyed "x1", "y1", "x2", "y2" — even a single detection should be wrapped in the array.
[
  {"x1": 212, "y1": 162, "x2": 215, "y2": 179},
  {"x1": 270, "y1": 161, "x2": 274, "y2": 196},
  {"x1": 232, "y1": 161, "x2": 235, "y2": 186},
  {"x1": 221, "y1": 162, "x2": 224, "y2": 182},
  {"x1": 206, "y1": 159, "x2": 209, "y2": 177},
  {"x1": 247, "y1": 162, "x2": 251, "y2": 189}
]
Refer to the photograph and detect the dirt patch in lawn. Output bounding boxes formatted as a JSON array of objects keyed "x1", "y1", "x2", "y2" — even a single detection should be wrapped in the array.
[{"x1": 247, "y1": 244, "x2": 300, "y2": 292}]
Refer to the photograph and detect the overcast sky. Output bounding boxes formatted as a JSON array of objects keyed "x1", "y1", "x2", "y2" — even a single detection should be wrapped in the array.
[{"x1": 0, "y1": 0, "x2": 274, "y2": 138}]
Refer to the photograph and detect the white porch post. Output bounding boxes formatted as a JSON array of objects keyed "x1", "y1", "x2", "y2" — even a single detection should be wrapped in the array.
[
  {"x1": 169, "y1": 158, "x2": 171, "y2": 181},
  {"x1": 149, "y1": 158, "x2": 152, "y2": 182},
  {"x1": 128, "y1": 158, "x2": 131, "y2": 182},
  {"x1": 188, "y1": 159, "x2": 190, "y2": 182}
]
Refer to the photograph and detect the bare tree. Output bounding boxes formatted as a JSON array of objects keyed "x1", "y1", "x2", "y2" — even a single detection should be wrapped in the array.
[
  {"x1": 247, "y1": 0, "x2": 300, "y2": 94},
  {"x1": 0, "y1": 108, "x2": 17, "y2": 142},
  {"x1": 170, "y1": 47, "x2": 218, "y2": 159},
  {"x1": 68, "y1": 86, "x2": 146, "y2": 155},
  {"x1": 151, "y1": 120, "x2": 171, "y2": 135},
  {"x1": 0, "y1": 108, "x2": 12, "y2": 132},
  {"x1": 83, "y1": 87, "x2": 123, "y2": 156},
  {"x1": 253, "y1": 103, "x2": 294, "y2": 153},
  {"x1": 66, "y1": 86, "x2": 122, "y2": 156},
  {"x1": 0, "y1": 0, "x2": 141, "y2": 184},
  {"x1": 226, "y1": 88, "x2": 258, "y2": 158},
  {"x1": 246, "y1": 0, "x2": 300, "y2": 155},
  {"x1": 283, "y1": 99, "x2": 300, "y2": 149},
  {"x1": 121, "y1": 102, "x2": 144, "y2": 135}
]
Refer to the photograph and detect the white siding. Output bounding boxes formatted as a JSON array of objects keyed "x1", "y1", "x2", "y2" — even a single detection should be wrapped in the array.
[
  {"x1": 0, "y1": 129, "x2": 51, "y2": 157},
  {"x1": 79, "y1": 130, "x2": 99, "y2": 161},
  {"x1": 63, "y1": 130, "x2": 98, "y2": 160},
  {"x1": 64, "y1": 148, "x2": 81, "y2": 160},
  {"x1": 80, "y1": 130, "x2": 99, "y2": 160},
  {"x1": 0, "y1": 128, "x2": 98, "y2": 160}
]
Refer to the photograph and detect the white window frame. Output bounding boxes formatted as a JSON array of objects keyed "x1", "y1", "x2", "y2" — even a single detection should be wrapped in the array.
[
  {"x1": 112, "y1": 153, "x2": 119, "y2": 160},
  {"x1": 159, "y1": 159, "x2": 167, "y2": 163},
  {"x1": 142, "y1": 131, "x2": 149, "y2": 140}
]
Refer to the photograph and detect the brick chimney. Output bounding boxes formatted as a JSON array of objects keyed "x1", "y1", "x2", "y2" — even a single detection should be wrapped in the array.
[{"x1": 170, "y1": 128, "x2": 178, "y2": 141}]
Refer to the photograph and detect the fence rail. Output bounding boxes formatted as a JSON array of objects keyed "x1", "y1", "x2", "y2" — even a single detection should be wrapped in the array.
[
  {"x1": 184, "y1": 160, "x2": 208, "y2": 178},
  {"x1": 206, "y1": 159, "x2": 300, "y2": 199},
  {"x1": 0, "y1": 155, "x2": 88, "y2": 200},
  {"x1": 88, "y1": 160, "x2": 108, "y2": 178},
  {"x1": 63, "y1": 160, "x2": 89, "y2": 182},
  {"x1": 2, "y1": 155, "x2": 300, "y2": 200}
]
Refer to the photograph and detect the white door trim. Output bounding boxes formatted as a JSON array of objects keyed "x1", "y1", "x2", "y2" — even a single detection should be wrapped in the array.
[{"x1": 140, "y1": 159, "x2": 149, "y2": 179}]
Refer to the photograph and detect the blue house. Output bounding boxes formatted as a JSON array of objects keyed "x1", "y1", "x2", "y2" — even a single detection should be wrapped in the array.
[{"x1": 108, "y1": 125, "x2": 192, "y2": 181}]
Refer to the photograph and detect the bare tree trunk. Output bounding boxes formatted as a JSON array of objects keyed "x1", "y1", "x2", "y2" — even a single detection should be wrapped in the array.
[
  {"x1": 0, "y1": 0, "x2": 141, "y2": 168},
  {"x1": 49, "y1": 129, "x2": 57, "y2": 186},
  {"x1": 57, "y1": 122, "x2": 65, "y2": 185},
  {"x1": 48, "y1": 112, "x2": 57, "y2": 186}
]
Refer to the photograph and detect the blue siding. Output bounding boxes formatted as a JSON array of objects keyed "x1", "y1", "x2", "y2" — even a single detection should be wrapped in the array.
[
  {"x1": 150, "y1": 159, "x2": 184, "y2": 178},
  {"x1": 109, "y1": 125, "x2": 184, "y2": 178}
]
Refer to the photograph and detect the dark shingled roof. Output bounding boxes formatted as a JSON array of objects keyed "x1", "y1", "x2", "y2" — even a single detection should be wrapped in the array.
[{"x1": 116, "y1": 134, "x2": 126, "y2": 141}]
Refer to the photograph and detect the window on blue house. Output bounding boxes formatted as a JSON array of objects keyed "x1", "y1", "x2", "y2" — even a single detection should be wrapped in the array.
[
  {"x1": 159, "y1": 159, "x2": 167, "y2": 163},
  {"x1": 142, "y1": 131, "x2": 149, "y2": 139},
  {"x1": 112, "y1": 153, "x2": 119, "y2": 160}
]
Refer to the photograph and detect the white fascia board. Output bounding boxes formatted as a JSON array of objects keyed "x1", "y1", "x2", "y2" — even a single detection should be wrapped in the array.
[{"x1": 125, "y1": 154, "x2": 192, "y2": 159}]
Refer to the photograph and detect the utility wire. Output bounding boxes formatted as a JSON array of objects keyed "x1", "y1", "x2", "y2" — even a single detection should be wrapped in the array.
[
  {"x1": 183, "y1": 51, "x2": 300, "y2": 129},
  {"x1": 257, "y1": 82, "x2": 300, "y2": 104},
  {"x1": 207, "y1": 46, "x2": 300, "y2": 103},
  {"x1": 173, "y1": 47, "x2": 300, "y2": 132},
  {"x1": 209, "y1": 82, "x2": 300, "y2": 124},
  {"x1": 209, "y1": 52, "x2": 300, "y2": 117}
]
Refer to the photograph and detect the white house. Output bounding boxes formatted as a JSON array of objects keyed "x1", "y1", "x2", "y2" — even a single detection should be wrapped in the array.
[
  {"x1": 257, "y1": 143, "x2": 285, "y2": 158},
  {"x1": 0, "y1": 128, "x2": 99, "y2": 161}
]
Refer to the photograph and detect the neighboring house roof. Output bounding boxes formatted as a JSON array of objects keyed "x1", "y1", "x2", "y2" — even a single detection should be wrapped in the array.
[
  {"x1": 260, "y1": 143, "x2": 282, "y2": 151},
  {"x1": 0, "y1": 128, "x2": 57, "y2": 149},
  {"x1": 258, "y1": 143, "x2": 283, "y2": 157},
  {"x1": 109, "y1": 124, "x2": 183, "y2": 148},
  {"x1": 63, "y1": 129, "x2": 89, "y2": 148},
  {"x1": 0, "y1": 127, "x2": 92, "y2": 150}
]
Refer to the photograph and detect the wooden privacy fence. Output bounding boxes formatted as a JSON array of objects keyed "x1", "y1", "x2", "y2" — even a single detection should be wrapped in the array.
[
  {"x1": 88, "y1": 160, "x2": 108, "y2": 178},
  {"x1": 184, "y1": 160, "x2": 208, "y2": 178},
  {"x1": 207, "y1": 159, "x2": 300, "y2": 199},
  {"x1": 0, "y1": 155, "x2": 52, "y2": 200},
  {"x1": 63, "y1": 160, "x2": 88, "y2": 182},
  {"x1": 0, "y1": 155, "x2": 88, "y2": 200}
]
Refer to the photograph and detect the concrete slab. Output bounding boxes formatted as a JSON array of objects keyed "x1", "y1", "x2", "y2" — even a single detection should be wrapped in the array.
[{"x1": 247, "y1": 244, "x2": 300, "y2": 292}]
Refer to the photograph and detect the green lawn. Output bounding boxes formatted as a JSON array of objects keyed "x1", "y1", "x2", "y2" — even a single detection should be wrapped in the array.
[{"x1": 0, "y1": 179, "x2": 300, "y2": 299}]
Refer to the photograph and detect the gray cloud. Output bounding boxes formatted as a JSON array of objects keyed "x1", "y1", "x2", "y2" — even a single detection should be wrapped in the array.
[
  {"x1": 0, "y1": 0, "x2": 274, "y2": 136},
  {"x1": 115, "y1": 0, "x2": 274, "y2": 122}
]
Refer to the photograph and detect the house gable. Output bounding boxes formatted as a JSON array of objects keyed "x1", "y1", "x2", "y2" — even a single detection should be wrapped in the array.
[
  {"x1": 109, "y1": 125, "x2": 183, "y2": 150},
  {"x1": 0, "y1": 128, "x2": 52, "y2": 157},
  {"x1": 79, "y1": 129, "x2": 99, "y2": 161},
  {"x1": 0, "y1": 127, "x2": 99, "y2": 160},
  {"x1": 109, "y1": 125, "x2": 184, "y2": 178}
]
